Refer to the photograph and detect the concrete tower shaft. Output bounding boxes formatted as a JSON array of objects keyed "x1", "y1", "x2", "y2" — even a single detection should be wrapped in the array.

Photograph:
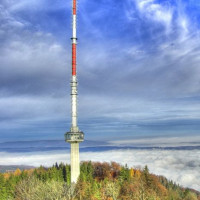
[{"x1": 65, "y1": 0, "x2": 84, "y2": 184}]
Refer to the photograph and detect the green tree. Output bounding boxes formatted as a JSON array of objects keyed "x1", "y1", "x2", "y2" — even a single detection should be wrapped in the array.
[
  {"x1": 0, "y1": 173, "x2": 9, "y2": 200},
  {"x1": 142, "y1": 165, "x2": 152, "y2": 187},
  {"x1": 119, "y1": 164, "x2": 130, "y2": 182}
]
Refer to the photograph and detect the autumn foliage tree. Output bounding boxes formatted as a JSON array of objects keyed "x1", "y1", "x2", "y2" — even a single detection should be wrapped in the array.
[{"x1": 0, "y1": 162, "x2": 199, "y2": 200}]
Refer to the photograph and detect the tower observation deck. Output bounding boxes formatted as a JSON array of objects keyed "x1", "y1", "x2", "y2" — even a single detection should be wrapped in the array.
[{"x1": 64, "y1": 0, "x2": 84, "y2": 184}]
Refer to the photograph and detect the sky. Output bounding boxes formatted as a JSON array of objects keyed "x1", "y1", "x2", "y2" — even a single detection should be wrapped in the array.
[
  {"x1": 0, "y1": 0, "x2": 200, "y2": 191},
  {"x1": 0, "y1": 0, "x2": 200, "y2": 142}
]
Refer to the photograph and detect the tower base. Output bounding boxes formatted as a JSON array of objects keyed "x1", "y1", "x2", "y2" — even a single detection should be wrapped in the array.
[{"x1": 70, "y1": 142, "x2": 80, "y2": 183}]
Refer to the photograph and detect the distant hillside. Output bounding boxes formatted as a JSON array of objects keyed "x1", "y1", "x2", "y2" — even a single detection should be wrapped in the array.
[
  {"x1": 0, "y1": 165, "x2": 35, "y2": 173},
  {"x1": 0, "y1": 162, "x2": 199, "y2": 200}
]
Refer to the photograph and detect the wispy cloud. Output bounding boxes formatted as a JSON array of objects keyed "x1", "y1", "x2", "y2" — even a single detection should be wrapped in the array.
[{"x1": 134, "y1": 0, "x2": 174, "y2": 33}]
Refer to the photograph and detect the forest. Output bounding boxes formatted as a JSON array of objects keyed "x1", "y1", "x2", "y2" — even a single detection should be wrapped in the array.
[{"x1": 0, "y1": 161, "x2": 199, "y2": 200}]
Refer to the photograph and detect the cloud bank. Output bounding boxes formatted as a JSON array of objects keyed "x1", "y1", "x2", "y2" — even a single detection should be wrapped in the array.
[{"x1": 0, "y1": 149, "x2": 199, "y2": 191}]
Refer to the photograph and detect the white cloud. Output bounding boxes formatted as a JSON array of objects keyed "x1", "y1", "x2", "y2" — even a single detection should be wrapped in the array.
[
  {"x1": 134, "y1": 0, "x2": 173, "y2": 32},
  {"x1": 131, "y1": 0, "x2": 193, "y2": 38},
  {"x1": 0, "y1": 149, "x2": 199, "y2": 191},
  {"x1": 179, "y1": 17, "x2": 188, "y2": 33},
  {"x1": 176, "y1": 0, "x2": 190, "y2": 39}
]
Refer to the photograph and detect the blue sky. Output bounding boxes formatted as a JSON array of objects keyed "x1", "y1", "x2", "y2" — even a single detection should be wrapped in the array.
[{"x1": 0, "y1": 0, "x2": 200, "y2": 143}]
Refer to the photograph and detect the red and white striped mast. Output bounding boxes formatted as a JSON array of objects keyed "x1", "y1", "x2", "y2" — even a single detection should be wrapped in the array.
[
  {"x1": 71, "y1": 0, "x2": 78, "y2": 129},
  {"x1": 65, "y1": 0, "x2": 84, "y2": 184}
]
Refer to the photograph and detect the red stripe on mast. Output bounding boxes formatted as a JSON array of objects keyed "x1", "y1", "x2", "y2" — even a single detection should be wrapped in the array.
[
  {"x1": 73, "y1": 0, "x2": 76, "y2": 15},
  {"x1": 72, "y1": 44, "x2": 76, "y2": 76}
]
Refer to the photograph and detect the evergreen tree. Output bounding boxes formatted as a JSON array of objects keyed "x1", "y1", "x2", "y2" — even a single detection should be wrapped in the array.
[{"x1": 0, "y1": 173, "x2": 9, "y2": 200}]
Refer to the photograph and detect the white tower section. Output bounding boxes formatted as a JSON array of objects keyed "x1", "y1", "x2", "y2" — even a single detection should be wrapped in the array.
[{"x1": 65, "y1": 0, "x2": 84, "y2": 184}]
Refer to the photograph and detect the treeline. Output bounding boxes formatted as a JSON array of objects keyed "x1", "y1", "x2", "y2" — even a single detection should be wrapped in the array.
[{"x1": 0, "y1": 162, "x2": 199, "y2": 200}]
